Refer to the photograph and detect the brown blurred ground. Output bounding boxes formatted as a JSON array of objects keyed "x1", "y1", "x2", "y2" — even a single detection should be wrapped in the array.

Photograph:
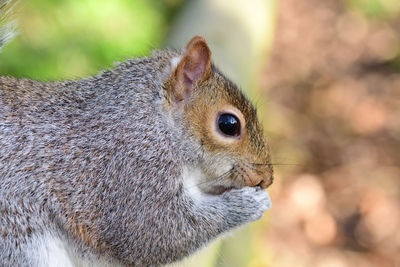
[{"x1": 261, "y1": 0, "x2": 400, "y2": 266}]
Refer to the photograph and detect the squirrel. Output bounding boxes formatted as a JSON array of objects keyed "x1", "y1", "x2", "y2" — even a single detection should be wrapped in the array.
[{"x1": 0, "y1": 2, "x2": 273, "y2": 266}]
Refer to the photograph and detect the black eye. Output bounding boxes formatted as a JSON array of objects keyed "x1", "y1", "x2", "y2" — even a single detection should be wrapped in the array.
[{"x1": 218, "y1": 113, "x2": 241, "y2": 137}]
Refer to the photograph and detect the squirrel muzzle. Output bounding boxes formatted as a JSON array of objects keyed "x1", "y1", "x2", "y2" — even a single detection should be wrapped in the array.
[{"x1": 232, "y1": 162, "x2": 274, "y2": 189}]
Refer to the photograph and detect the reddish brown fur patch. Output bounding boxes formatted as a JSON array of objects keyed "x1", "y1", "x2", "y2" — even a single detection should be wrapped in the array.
[
  {"x1": 67, "y1": 210, "x2": 104, "y2": 253},
  {"x1": 183, "y1": 69, "x2": 273, "y2": 188}
]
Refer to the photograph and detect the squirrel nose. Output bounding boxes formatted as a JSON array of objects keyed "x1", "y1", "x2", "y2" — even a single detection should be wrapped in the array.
[
  {"x1": 250, "y1": 165, "x2": 273, "y2": 189},
  {"x1": 238, "y1": 163, "x2": 274, "y2": 188},
  {"x1": 257, "y1": 174, "x2": 274, "y2": 189}
]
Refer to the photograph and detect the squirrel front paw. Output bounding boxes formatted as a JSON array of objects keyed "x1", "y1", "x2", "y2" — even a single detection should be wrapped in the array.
[{"x1": 222, "y1": 187, "x2": 272, "y2": 225}]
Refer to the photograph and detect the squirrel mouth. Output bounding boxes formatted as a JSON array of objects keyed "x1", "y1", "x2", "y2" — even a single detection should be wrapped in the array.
[
  {"x1": 208, "y1": 178, "x2": 272, "y2": 195},
  {"x1": 208, "y1": 185, "x2": 235, "y2": 195}
]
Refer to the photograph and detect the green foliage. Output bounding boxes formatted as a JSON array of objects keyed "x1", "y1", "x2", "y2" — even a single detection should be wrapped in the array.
[
  {"x1": 0, "y1": 0, "x2": 176, "y2": 80},
  {"x1": 348, "y1": 0, "x2": 400, "y2": 19}
]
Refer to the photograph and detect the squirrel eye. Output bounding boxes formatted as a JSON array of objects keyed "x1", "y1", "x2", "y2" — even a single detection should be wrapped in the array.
[{"x1": 218, "y1": 113, "x2": 241, "y2": 137}]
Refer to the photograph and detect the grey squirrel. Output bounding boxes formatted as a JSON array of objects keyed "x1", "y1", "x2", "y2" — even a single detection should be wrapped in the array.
[{"x1": 0, "y1": 2, "x2": 273, "y2": 266}]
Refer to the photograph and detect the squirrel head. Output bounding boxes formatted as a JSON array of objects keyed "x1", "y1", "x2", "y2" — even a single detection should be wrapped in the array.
[{"x1": 164, "y1": 36, "x2": 273, "y2": 194}]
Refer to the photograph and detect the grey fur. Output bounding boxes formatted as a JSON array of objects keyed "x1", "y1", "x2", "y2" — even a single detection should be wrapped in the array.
[{"x1": 0, "y1": 12, "x2": 271, "y2": 267}]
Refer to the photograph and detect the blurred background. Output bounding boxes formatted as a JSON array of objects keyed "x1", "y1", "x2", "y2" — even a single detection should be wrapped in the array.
[{"x1": 1, "y1": 0, "x2": 399, "y2": 266}]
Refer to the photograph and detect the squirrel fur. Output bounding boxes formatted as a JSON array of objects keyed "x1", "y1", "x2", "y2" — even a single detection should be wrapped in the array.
[{"x1": 0, "y1": 2, "x2": 273, "y2": 266}]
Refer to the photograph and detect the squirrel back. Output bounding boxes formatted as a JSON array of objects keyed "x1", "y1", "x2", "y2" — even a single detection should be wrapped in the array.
[{"x1": 0, "y1": 4, "x2": 273, "y2": 266}]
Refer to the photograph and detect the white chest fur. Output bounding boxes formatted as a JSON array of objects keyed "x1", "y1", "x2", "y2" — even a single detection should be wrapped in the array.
[
  {"x1": 26, "y1": 234, "x2": 74, "y2": 267},
  {"x1": 25, "y1": 233, "x2": 120, "y2": 267},
  {"x1": 27, "y1": 233, "x2": 191, "y2": 267}
]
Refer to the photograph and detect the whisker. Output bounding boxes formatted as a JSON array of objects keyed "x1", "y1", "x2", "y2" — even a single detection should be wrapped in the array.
[{"x1": 250, "y1": 163, "x2": 299, "y2": 166}]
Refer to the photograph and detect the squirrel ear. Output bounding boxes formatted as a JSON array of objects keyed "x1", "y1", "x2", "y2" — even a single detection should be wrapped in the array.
[{"x1": 172, "y1": 35, "x2": 212, "y2": 104}]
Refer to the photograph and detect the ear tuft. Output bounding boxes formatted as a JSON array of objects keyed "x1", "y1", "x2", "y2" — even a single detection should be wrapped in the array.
[{"x1": 173, "y1": 35, "x2": 212, "y2": 103}]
